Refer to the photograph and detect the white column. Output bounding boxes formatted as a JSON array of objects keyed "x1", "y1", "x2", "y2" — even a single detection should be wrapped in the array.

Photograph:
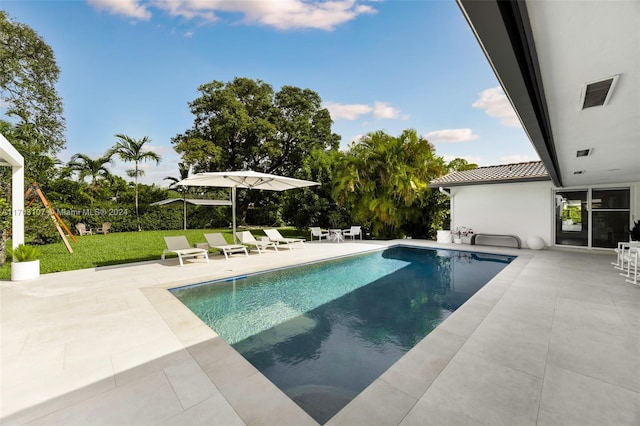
[{"x1": 11, "y1": 163, "x2": 24, "y2": 248}]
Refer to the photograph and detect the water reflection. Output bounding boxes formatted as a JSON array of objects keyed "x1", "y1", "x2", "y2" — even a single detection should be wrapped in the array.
[{"x1": 230, "y1": 246, "x2": 513, "y2": 423}]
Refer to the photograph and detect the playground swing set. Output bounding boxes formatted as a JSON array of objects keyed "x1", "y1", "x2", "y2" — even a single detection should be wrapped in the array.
[{"x1": 24, "y1": 182, "x2": 77, "y2": 254}]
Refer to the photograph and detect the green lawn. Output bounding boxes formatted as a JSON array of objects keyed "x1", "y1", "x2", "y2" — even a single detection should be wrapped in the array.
[{"x1": 0, "y1": 227, "x2": 308, "y2": 279}]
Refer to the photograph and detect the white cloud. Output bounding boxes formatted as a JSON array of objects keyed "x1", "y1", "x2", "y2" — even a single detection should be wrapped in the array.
[
  {"x1": 350, "y1": 134, "x2": 364, "y2": 143},
  {"x1": 323, "y1": 102, "x2": 372, "y2": 120},
  {"x1": 324, "y1": 100, "x2": 406, "y2": 121},
  {"x1": 472, "y1": 86, "x2": 521, "y2": 128},
  {"x1": 87, "y1": 0, "x2": 152, "y2": 20},
  {"x1": 372, "y1": 101, "x2": 403, "y2": 120},
  {"x1": 424, "y1": 128, "x2": 479, "y2": 143},
  {"x1": 498, "y1": 154, "x2": 540, "y2": 164},
  {"x1": 88, "y1": 0, "x2": 377, "y2": 30},
  {"x1": 184, "y1": 31, "x2": 194, "y2": 38}
]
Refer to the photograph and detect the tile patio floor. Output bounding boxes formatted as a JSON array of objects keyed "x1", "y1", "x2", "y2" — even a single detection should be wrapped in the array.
[{"x1": 1, "y1": 240, "x2": 638, "y2": 425}]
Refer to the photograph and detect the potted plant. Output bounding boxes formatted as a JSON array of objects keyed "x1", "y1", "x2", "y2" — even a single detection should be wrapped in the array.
[
  {"x1": 630, "y1": 220, "x2": 640, "y2": 242},
  {"x1": 9, "y1": 244, "x2": 41, "y2": 281},
  {"x1": 452, "y1": 226, "x2": 473, "y2": 244}
]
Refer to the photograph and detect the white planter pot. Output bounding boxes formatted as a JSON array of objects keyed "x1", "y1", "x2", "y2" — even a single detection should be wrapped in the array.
[
  {"x1": 11, "y1": 260, "x2": 40, "y2": 281},
  {"x1": 437, "y1": 230, "x2": 452, "y2": 243},
  {"x1": 453, "y1": 238, "x2": 462, "y2": 244}
]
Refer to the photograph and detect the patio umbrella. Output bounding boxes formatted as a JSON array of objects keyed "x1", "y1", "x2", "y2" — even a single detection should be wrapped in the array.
[{"x1": 176, "y1": 170, "x2": 320, "y2": 242}]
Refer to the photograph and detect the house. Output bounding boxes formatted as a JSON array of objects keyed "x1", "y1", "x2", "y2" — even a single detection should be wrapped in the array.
[{"x1": 431, "y1": 1, "x2": 640, "y2": 249}]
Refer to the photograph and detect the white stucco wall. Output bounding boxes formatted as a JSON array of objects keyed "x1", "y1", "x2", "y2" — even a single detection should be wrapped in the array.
[{"x1": 450, "y1": 181, "x2": 553, "y2": 249}]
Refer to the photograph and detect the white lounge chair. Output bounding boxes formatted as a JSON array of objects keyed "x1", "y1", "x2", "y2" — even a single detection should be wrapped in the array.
[
  {"x1": 342, "y1": 226, "x2": 363, "y2": 240},
  {"x1": 204, "y1": 233, "x2": 249, "y2": 260},
  {"x1": 264, "y1": 229, "x2": 306, "y2": 249},
  {"x1": 162, "y1": 236, "x2": 209, "y2": 266},
  {"x1": 310, "y1": 227, "x2": 329, "y2": 241},
  {"x1": 239, "y1": 231, "x2": 278, "y2": 254}
]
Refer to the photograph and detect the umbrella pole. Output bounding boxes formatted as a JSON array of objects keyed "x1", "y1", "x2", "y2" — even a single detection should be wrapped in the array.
[
  {"x1": 182, "y1": 187, "x2": 187, "y2": 230},
  {"x1": 232, "y1": 186, "x2": 237, "y2": 243}
]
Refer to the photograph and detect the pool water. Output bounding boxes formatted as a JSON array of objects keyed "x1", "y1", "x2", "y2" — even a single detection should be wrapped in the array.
[{"x1": 171, "y1": 246, "x2": 515, "y2": 423}]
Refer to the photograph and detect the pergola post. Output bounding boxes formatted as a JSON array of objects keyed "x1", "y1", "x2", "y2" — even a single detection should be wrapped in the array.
[{"x1": 0, "y1": 133, "x2": 25, "y2": 248}]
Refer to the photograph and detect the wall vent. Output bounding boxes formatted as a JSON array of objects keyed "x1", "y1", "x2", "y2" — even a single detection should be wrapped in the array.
[
  {"x1": 580, "y1": 75, "x2": 619, "y2": 109},
  {"x1": 576, "y1": 148, "x2": 592, "y2": 157},
  {"x1": 573, "y1": 170, "x2": 585, "y2": 175}
]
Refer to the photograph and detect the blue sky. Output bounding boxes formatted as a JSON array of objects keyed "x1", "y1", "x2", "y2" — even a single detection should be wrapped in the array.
[{"x1": 2, "y1": 0, "x2": 539, "y2": 186}]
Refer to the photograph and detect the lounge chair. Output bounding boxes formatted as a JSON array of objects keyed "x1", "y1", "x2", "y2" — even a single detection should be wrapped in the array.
[
  {"x1": 96, "y1": 222, "x2": 111, "y2": 235},
  {"x1": 264, "y1": 229, "x2": 306, "y2": 249},
  {"x1": 204, "y1": 233, "x2": 249, "y2": 260},
  {"x1": 239, "y1": 231, "x2": 278, "y2": 254},
  {"x1": 75, "y1": 223, "x2": 93, "y2": 236},
  {"x1": 342, "y1": 226, "x2": 363, "y2": 240},
  {"x1": 310, "y1": 227, "x2": 330, "y2": 241},
  {"x1": 161, "y1": 236, "x2": 209, "y2": 266}
]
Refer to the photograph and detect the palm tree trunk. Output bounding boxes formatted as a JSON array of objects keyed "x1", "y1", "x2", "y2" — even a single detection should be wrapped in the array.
[{"x1": 135, "y1": 162, "x2": 141, "y2": 231}]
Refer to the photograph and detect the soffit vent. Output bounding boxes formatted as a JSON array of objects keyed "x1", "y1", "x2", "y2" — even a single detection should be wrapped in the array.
[
  {"x1": 576, "y1": 148, "x2": 592, "y2": 157},
  {"x1": 580, "y1": 75, "x2": 619, "y2": 109}
]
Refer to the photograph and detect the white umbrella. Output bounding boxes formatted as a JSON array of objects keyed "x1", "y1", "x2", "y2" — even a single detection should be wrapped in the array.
[{"x1": 176, "y1": 170, "x2": 320, "y2": 242}]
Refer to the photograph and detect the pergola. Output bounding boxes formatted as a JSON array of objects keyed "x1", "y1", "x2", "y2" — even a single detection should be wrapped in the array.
[{"x1": 0, "y1": 133, "x2": 24, "y2": 248}]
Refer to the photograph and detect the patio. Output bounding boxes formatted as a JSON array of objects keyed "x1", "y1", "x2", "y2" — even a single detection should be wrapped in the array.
[{"x1": 1, "y1": 240, "x2": 638, "y2": 425}]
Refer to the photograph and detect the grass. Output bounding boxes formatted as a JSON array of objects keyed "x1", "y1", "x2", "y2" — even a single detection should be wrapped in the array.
[{"x1": 0, "y1": 227, "x2": 308, "y2": 280}]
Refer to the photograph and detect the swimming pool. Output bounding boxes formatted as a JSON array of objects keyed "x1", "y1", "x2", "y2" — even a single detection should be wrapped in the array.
[{"x1": 171, "y1": 245, "x2": 515, "y2": 423}]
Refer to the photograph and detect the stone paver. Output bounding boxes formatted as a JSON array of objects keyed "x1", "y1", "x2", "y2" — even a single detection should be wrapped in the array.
[{"x1": 1, "y1": 240, "x2": 639, "y2": 425}]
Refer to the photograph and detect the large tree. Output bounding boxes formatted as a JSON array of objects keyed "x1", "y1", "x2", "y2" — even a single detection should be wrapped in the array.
[
  {"x1": 172, "y1": 77, "x2": 339, "y2": 175},
  {"x1": 447, "y1": 157, "x2": 478, "y2": 172},
  {"x1": 283, "y1": 147, "x2": 348, "y2": 230},
  {"x1": 332, "y1": 129, "x2": 446, "y2": 238},
  {"x1": 0, "y1": 11, "x2": 66, "y2": 159},
  {"x1": 109, "y1": 134, "x2": 161, "y2": 229},
  {"x1": 173, "y1": 77, "x2": 340, "y2": 225}
]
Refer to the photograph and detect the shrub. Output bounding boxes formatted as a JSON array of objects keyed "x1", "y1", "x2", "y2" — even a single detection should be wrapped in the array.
[{"x1": 9, "y1": 244, "x2": 41, "y2": 262}]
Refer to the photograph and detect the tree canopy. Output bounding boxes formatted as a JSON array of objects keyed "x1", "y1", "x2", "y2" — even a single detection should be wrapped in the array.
[
  {"x1": 332, "y1": 129, "x2": 447, "y2": 238},
  {"x1": 0, "y1": 11, "x2": 65, "y2": 155},
  {"x1": 172, "y1": 77, "x2": 340, "y2": 176}
]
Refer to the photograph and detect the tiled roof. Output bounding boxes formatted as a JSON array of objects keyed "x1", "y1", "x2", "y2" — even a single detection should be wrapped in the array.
[{"x1": 429, "y1": 161, "x2": 549, "y2": 187}]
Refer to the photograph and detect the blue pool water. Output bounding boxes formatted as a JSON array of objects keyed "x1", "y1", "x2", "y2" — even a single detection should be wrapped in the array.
[{"x1": 171, "y1": 246, "x2": 515, "y2": 423}]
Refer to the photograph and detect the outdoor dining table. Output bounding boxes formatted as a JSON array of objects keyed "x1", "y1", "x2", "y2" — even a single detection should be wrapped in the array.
[{"x1": 328, "y1": 229, "x2": 344, "y2": 243}]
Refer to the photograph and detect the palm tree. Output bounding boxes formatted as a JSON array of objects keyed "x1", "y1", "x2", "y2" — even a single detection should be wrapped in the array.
[
  {"x1": 67, "y1": 153, "x2": 113, "y2": 188},
  {"x1": 332, "y1": 129, "x2": 444, "y2": 238},
  {"x1": 164, "y1": 163, "x2": 190, "y2": 230},
  {"x1": 109, "y1": 134, "x2": 161, "y2": 230}
]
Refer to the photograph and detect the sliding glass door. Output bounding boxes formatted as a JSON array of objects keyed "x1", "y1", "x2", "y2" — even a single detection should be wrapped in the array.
[
  {"x1": 555, "y1": 190, "x2": 588, "y2": 247},
  {"x1": 554, "y1": 188, "x2": 630, "y2": 248},
  {"x1": 591, "y1": 188, "x2": 630, "y2": 248}
]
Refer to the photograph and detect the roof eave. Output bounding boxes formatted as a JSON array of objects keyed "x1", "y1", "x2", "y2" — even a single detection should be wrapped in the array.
[
  {"x1": 456, "y1": 0, "x2": 563, "y2": 187},
  {"x1": 428, "y1": 176, "x2": 551, "y2": 189}
]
